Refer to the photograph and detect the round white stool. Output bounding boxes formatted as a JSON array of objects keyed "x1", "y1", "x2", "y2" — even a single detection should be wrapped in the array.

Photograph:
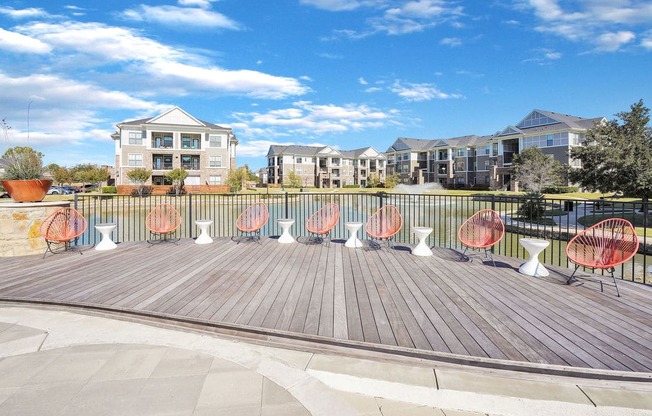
[
  {"x1": 195, "y1": 219, "x2": 213, "y2": 244},
  {"x1": 411, "y1": 226, "x2": 433, "y2": 256},
  {"x1": 345, "y1": 222, "x2": 363, "y2": 248},
  {"x1": 519, "y1": 238, "x2": 550, "y2": 277},
  {"x1": 277, "y1": 218, "x2": 295, "y2": 244},
  {"x1": 95, "y1": 223, "x2": 117, "y2": 251}
]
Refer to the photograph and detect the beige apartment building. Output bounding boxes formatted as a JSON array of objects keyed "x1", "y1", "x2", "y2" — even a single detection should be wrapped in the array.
[
  {"x1": 112, "y1": 107, "x2": 237, "y2": 187},
  {"x1": 266, "y1": 145, "x2": 386, "y2": 188},
  {"x1": 386, "y1": 109, "x2": 604, "y2": 190}
]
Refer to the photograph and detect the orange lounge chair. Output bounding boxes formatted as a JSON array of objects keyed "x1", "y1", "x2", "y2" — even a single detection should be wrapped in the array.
[
  {"x1": 366, "y1": 205, "x2": 402, "y2": 248},
  {"x1": 40, "y1": 207, "x2": 88, "y2": 257},
  {"x1": 457, "y1": 209, "x2": 504, "y2": 266},
  {"x1": 306, "y1": 203, "x2": 339, "y2": 245},
  {"x1": 566, "y1": 218, "x2": 639, "y2": 296},
  {"x1": 146, "y1": 203, "x2": 181, "y2": 244},
  {"x1": 235, "y1": 202, "x2": 269, "y2": 243}
]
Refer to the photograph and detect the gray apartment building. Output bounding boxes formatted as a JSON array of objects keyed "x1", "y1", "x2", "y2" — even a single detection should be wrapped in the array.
[
  {"x1": 385, "y1": 109, "x2": 604, "y2": 190},
  {"x1": 112, "y1": 107, "x2": 237, "y2": 187},
  {"x1": 266, "y1": 145, "x2": 386, "y2": 188}
]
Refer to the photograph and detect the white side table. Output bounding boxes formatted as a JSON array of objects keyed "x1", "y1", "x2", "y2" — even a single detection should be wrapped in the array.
[
  {"x1": 195, "y1": 219, "x2": 213, "y2": 244},
  {"x1": 519, "y1": 238, "x2": 550, "y2": 277},
  {"x1": 277, "y1": 218, "x2": 295, "y2": 244},
  {"x1": 411, "y1": 226, "x2": 433, "y2": 256},
  {"x1": 95, "y1": 223, "x2": 117, "y2": 251},
  {"x1": 345, "y1": 222, "x2": 363, "y2": 248}
]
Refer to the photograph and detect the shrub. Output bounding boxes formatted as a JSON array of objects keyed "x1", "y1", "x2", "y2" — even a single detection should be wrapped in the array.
[
  {"x1": 542, "y1": 185, "x2": 579, "y2": 194},
  {"x1": 343, "y1": 184, "x2": 361, "y2": 189},
  {"x1": 131, "y1": 186, "x2": 152, "y2": 197},
  {"x1": 102, "y1": 186, "x2": 117, "y2": 194},
  {"x1": 517, "y1": 190, "x2": 546, "y2": 220}
]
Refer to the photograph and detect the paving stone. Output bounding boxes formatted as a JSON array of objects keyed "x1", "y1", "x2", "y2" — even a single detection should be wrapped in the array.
[
  {"x1": 0, "y1": 382, "x2": 85, "y2": 416},
  {"x1": 195, "y1": 368, "x2": 263, "y2": 410},
  {"x1": 91, "y1": 345, "x2": 167, "y2": 382},
  {"x1": 150, "y1": 347, "x2": 214, "y2": 379}
]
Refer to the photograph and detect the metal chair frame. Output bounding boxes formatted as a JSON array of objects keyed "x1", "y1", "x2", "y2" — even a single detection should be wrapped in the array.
[
  {"x1": 566, "y1": 218, "x2": 639, "y2": 297},
  {"x1": 365, "y1": 205, "x2": 403, "y2": 250},
  {"x1": 235, "y1": 202, "x2": 269, "y2": 244},
  {"x1": 305, "y1": 203, "x2": 339, "y2": 246},
  {"x1": 457, "y1": 209, "x2": 505, "y2": 267},
  {"x1": 145, "y1": 204, "x2": 182, "y2": 245},
  {"x1": 39, "y1": 207, "x2": 88, "y2": 257}
]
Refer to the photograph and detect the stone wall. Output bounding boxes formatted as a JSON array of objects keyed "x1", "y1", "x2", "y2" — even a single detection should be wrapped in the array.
[{"x1": 0, "y1": 201, "x2": 71, "y2": 257}]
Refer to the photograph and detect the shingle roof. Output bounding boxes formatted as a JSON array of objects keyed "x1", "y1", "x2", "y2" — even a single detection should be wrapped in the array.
[{"x1": 267, "y1": 145, "x2": 329, "y2": 156}]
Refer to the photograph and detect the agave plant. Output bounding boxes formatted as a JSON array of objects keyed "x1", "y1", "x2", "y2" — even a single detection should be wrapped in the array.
[{"x1": 2, "y1": 146, "x2": 45, "y2": 180}]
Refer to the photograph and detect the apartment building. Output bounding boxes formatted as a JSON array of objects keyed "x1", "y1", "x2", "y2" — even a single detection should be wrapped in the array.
[
  {"x1": 386, "y1": 109, "x2": 604, "y2": 189},
  {"x1": 266, "y1": 145, "x2": 386, "y2": 188},
  {"x1": 112, "y1": 107, "x2": 237, "y2": 187}
]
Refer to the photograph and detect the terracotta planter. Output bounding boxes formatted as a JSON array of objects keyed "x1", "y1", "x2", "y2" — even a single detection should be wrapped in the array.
[{"x1": 1, "y1": 179, "x2": 53, "y2": 202}]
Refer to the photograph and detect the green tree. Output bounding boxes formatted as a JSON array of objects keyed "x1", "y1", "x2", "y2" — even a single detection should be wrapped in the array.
[
  {"x1": 243, "y1": 164, "x2": 260, "y2": 183},
  {"x1": 570, "y1": 100, "x2": 652, "y2": 205},
  {"x1": 511, "y1": 147, "x2": 566, "y2": 193},
  {"x1": 126, "y1": 167, "x2": 152, "y2": 197},
  {"x1": 366, "y1": 173, "x2": 381, "y2": 188},
  {"x1": 165, "y1": 168, "x2": 188, "y2": 196},
  {"x1": 226, "y1": 166, "x2": 247, "y2": 192},
  {"x1": 284, "y1": 170, "x2": 302, "y2": 188},
  {"x1": 52, "y1": 166, "x2": 74, "y2": 186},
  {"x1": 384, "y1": 173, "x2": 400, "y2": 189},
  {"x1": 72, "y1": 164, "x2": 109, "y2": 191}
]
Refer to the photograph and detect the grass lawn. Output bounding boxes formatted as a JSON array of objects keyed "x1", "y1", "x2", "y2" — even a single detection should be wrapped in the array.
[{"x1": 578, "y1": 212, "x2": 652, "y2": 237}]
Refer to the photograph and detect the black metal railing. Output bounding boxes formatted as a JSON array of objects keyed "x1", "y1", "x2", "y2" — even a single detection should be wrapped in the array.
[{"x1": 74, "y1": 192, "x2": 652, "y2": 285}]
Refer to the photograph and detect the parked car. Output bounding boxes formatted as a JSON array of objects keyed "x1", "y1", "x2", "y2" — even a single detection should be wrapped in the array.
[
  {"x1": 62, "y1": 185, "x2": 80, "y2": 193},
  {"x1": 82, "y1": 184, "x2": 99, "y2": 192},
  {"x1": 47, "y1": 186, "x2": 72, "y2": 195},
  {"x1": 0, "y1": 191, "x2": 9, "y2": 198}
]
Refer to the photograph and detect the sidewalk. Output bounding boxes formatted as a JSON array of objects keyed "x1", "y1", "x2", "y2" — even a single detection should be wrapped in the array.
[{"x1": 1, "y1": 305, "x2": 651, "y2": 416}]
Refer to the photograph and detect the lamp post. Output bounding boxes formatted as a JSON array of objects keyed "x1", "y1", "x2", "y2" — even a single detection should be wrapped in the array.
[{"x1": 27, "y1": 100, "x2": 33, "y2": 143}]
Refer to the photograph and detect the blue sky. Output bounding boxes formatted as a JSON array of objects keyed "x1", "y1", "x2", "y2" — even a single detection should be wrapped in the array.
[{"x1": 0, "y1": 0, "x2": 651, "y2": 171}]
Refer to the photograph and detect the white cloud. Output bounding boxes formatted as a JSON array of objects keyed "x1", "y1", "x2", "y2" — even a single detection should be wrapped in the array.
[
  {"x1": 0, "y1": 72, "x2": 166, "y2": 152},
  {"x1": 121, "y1": 4, "x2": 240, "y2": 30},
  {"x1": 594, "y1": 31, "x2": 636, "y2": 51},
  {"x1": 440, "y1": 37, "x2": 461, "y2": 46},
  {"x1": 0, "y1": 28, "x2": 52, "y2": 53},
  {"x1": 523, "y1": 0, "x2": 652, "y2": 52},
  {"x1": 15, "y1": 21, "x2": 309, "y2": 99},
  {"x1": 0, "y1": 7, "x2": 50, "y2": 19},
  {"x1": 300, "y1": 0, "x2": 364, "y2": 12},
  {"x1": 390, "y1": 81, "x2": 462, "y2": 101},
  {"x1": 642, "y1": 31, "x2": 652, "y2": 50},
  {"x1": 358, "y1": 77, "x2": 368, "y2": 85},
  {"x1": 231, "y1": 101, "x2": 397, "y2": 141},
  {"x1": 178, "y1": 0, "x2": 216, "y2": 9}
]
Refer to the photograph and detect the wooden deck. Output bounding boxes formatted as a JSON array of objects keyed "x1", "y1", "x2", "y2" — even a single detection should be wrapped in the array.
[{"x1": 2, "y1": 237, "x2": 652, "y2": 379}]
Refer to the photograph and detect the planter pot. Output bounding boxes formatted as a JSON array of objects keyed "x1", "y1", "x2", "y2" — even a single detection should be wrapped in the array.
[{"x1": 1, "y1": 179, "x2": 53, "y2": 202}]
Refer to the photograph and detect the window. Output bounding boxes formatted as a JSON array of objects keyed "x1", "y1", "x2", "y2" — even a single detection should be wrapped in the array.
[
  {"x1": 296, "y1": 157, "x2": 302, "y2": 164},
  {"x1": 153, "y1": 155, "x2": 173, "y2": 170},
  {"x1": 181, "y1": 155, "x2": 200, "y2": 170},
  {"x1": 209, "y1": 175, "x2": 222, "y2": 185},
  {"x1": 268, "y1": 157, "x2": 274, "y2": 166},
  {"x1": 152, "y1": 133, "x2": 173, "y2": 149},
  {"x1": 457, "y1": 148, "x2": 465, "y2": 157},
  {"x1": 484, "y1": 160, "x2": 490, "y2": 170},
  {"x1": 209, "y1": 135, "x2": 223, "y2": 148},
  {"x1": 209, "y1": 155, "x2": 222, "y2": 168},
  {"x1": 518, "y1": 111, "x2": 557, "y2": 128},
  {"x1": 128, "y1": 153, "x2": 143, "y2": 166},
  {"x1": 128, "y1": 132, "x2": 143, "y2": 145},
  {"x1": 182, "y1": 134, "x2": 201, "y2": 149},
  {"x1": 522, "y1": 132, "x2": 569, "y2": 148}
]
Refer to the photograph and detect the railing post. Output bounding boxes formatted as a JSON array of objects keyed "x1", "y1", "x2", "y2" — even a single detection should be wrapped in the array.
[
  {"x1": 284, "y1": 192, "x2": 289, "y2": 218},
  {"x1": 74, "y1": 192, "x2": 78, "y2": 210},
  {"x1": 188, "y1": 193, "x2": 193, "y2": 238},
  {"x1": 491, "y1": 194, "x2": 495, "y2": 211},
  {"x1": 378, "y1": 191, "x2": 385, "y2": 208}
]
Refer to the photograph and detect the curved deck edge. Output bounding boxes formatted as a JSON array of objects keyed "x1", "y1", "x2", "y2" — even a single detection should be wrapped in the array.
[{"x1": 2, "y1": 297, "x2": 651, "y2": 383}]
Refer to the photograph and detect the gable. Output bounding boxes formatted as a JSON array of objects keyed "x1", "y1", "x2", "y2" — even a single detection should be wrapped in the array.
[
  {"x1": 149, "y1": 107, "x2": 205, "y2": 127},
  {"x1": 317, "y1": 146, "x2": 342, "y2": 156},
  {"x1": 498, "y1": 126, "x2": 523, "y2": 137},
  {"x1": 516, "y1": 110, "x2": 559, "y2": 129},
  {"x1": 359, "y1": 147, "x2": 380, "y2": 158}
]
